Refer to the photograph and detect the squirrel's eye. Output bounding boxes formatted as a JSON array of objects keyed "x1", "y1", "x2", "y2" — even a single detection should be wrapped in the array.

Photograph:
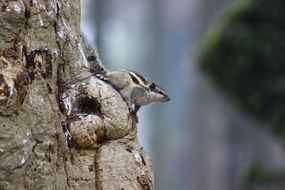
[
  {"x1": 158, "y1": 91, "x2": 163, "y2": 94},
  {"x1": 149, "y1": 83, "x2": 156, "y2": 90},
  {"x1": 87, "y1": 56, "x2": 96, "y2": 61}
]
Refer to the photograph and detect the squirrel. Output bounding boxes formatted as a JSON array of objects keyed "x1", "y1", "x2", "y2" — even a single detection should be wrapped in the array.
[{"x1": 80, "y1": 34, "x2": 170, "y2": 118}]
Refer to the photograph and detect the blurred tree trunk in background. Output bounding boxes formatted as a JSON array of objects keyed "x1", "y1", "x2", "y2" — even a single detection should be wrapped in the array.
[{"x1": 0, "y1": 0, "x2": 153, "y2": 189}]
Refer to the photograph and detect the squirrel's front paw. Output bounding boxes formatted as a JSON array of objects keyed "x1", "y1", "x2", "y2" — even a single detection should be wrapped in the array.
[{"x1": 128, "y1": 105, "x2": 139, "y2": 123}]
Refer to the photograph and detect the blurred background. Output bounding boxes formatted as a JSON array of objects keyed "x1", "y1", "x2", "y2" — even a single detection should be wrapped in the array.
[{"x1": 81, "y1": 0, "x2": 285, "y2": 189}]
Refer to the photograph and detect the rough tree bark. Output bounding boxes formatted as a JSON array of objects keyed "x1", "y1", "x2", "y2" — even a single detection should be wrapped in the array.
[{"x1": 0, "y1": 0, "x2": 154, "y2": 189}]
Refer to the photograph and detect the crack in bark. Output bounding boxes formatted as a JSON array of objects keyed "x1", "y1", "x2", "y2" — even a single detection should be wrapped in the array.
[{"x1": 95, "y1": 149, "x2": 103, "y2": 190}]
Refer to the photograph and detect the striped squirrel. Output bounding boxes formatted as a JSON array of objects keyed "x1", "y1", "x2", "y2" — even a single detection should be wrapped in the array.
[{"x1": 81, "y1": 35, "x2": 170, "y2": 115}]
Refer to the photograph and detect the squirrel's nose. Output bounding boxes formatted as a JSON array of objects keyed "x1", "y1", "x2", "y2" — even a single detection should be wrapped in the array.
[{"x1": 164, "y1": 96, "x2": 171, "y2": 102}]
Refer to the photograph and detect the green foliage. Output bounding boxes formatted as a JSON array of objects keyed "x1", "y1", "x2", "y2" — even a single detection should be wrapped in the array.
[
  {"x1": 243, "y1": 164, "x2": 260, "y2": 190},
  {"x1": 199, "y1": 0, "x2": 285, "y2": 137},
  {"x1": 243, "y1": 164, "x2": 285, "y2": 190}
]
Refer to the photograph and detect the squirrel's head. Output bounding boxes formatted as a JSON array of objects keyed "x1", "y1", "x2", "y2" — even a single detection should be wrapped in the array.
[{"x1": 148, "y1": 82, "x2": 171, "y2": 103}]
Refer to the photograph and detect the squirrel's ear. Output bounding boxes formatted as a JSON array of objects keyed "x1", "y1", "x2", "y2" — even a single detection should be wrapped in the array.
[{"x1": 149, "y1": 83, "x2": 156, "y2": 90}]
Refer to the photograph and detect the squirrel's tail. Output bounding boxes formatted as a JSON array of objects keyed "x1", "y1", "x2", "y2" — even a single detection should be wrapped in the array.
[{"x1": 80, "y1": 33, "x2": 108, "y2": 76}]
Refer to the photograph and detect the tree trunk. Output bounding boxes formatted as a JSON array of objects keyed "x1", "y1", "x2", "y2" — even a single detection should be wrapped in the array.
[{"x1": 0, "y1": 0, "x2": 154, "y2": 189}]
